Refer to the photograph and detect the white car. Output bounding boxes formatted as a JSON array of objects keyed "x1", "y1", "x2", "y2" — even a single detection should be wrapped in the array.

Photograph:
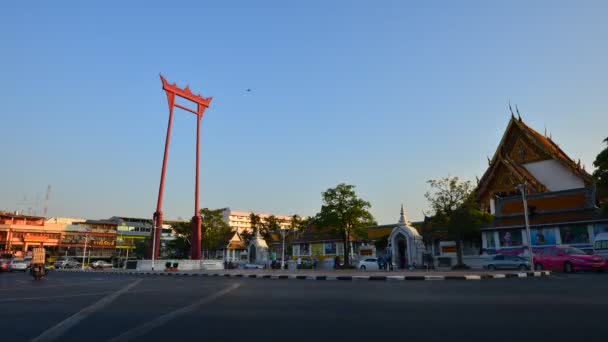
[
  {"x1": 243, "y1": 263, "x2": 264, "y2": 269},
  {"x1": 358, "y1": 258, "x2": 380, "y2": 271},
  {"x1": 91, "y1": 260, "x2": 113, "y2": 269},
  {"x1": 9, "y1": 259, "x2": 29, "y2": 272}
]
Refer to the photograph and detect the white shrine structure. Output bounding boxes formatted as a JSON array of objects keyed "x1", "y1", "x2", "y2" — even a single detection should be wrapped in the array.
[
  {"x1": 387, "y1": 205, "x2": 425, "y2": 268},
  {"x1": 248, "y1": 230, "x2": 269, "y2": 264}
]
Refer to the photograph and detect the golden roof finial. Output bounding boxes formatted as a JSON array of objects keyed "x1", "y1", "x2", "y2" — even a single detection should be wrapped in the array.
[{"x1": 516, "y1": 105, "x2": 522, "y2": 121}]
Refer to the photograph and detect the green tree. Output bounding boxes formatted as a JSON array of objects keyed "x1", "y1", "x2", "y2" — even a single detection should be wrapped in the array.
[
  {"x1": 249, "y1": 213, "x2": 262, "y2": 234},
  {"x1": 593, "y1": 137, "x2": 608, "y2": 213},
  {"x1": 201, "y1": 208, "x2": 233, "y2": 257},
  {"x1": 166, "y1": 209, "x2": 233, "y2": 259},
  {"x1": 261, "y1": 215, "x2": 284, "y2": 244},
  {"x1": 133, "y1": 238, "x2": 149, "y2": 259},
  {"x1": 425, "y1": 176, "x2": 493, "y2": 268},
  {"x1": 289, "y1": 215, "x2": 309, "y2": 239},
  {"x1": 166, "y1": 221, "x2": 191, "y2": 259},
  {"x1": 314, "y1": 183, "x2": 376, "y2": 267},
  {"x1": 263, "y1": 215, "x2": 283, "y2": 232}
]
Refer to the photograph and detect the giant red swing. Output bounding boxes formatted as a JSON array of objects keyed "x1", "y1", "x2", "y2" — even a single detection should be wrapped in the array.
[{"x1": 149, "y1": 75, "x2": 212, "y2": 260}]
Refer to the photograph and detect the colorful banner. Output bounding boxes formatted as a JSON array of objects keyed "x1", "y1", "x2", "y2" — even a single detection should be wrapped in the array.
[
  {"x1": 530, "y1": 228, "x2": 557, "y2": 246},
  {"x1": 499, "y1": 229, "x2": 522, "y2": 247},
  {"x1": 324, "y1": 242, "x2": 336, "y2": 255},
  {"x1": 560, "y1": 225, "x2": 589, "y2": 244}
]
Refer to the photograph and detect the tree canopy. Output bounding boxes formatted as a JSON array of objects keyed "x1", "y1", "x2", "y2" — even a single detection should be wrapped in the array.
[
  {"x1": 593, "y1": 137, "x2": 608, "y2": 212},
  {"x1": 314, "y1": 183, "x2": 376, "y2": 267},
  {"x1": 166, "y1": 208, "x2": 233, "y2": 259},
  {"x1": 424, "y1": 176, "x2": 493, "y2": 267}
]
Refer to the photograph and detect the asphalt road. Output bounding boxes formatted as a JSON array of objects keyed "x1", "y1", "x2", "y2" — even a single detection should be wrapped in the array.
[{"x1": 1, "y1": 271, "x2": 607, "y2": 342}]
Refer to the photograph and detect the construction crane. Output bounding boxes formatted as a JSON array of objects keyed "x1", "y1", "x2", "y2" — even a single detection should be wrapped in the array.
[{"x1": 43, "y1": 185, "x2": 52, "y2": 218}]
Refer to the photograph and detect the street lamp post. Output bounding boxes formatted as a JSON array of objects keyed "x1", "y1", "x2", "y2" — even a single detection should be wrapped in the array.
[
  {"x1": 82, "y1": 233, "x2": 88, "y2": 270},
  {"x1": 281, "y1": 228, "x2": 287, "y2": 270},
  {"x1": 517, "y1": 184, "x2": 535, "y2": 269},
  {"x1": 151, "y1": 218, "x2": 157, "y2": 271}
]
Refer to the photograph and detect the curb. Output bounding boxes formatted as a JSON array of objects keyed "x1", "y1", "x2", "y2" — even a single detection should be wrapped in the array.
[{"x1": 54, "y1": 269, "x2": 552, "y2": 281}]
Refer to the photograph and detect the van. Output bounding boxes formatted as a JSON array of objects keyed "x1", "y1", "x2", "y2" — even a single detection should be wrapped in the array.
[{"x1": 593, "y1": 233, "x2": 608, "y2": 259}]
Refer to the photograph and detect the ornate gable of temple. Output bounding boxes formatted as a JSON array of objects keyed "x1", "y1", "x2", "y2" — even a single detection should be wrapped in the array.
[{"x1": 476, "y1": 115, "x2": 593, "y2": 211}]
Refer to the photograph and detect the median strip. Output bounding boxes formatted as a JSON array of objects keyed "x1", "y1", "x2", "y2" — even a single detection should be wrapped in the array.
[{"x1": 55, "y1": 268, "x2": 551, "y2": 281}]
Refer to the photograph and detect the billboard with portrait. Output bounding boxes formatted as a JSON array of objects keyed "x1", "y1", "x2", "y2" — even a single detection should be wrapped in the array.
[
  {"x1": 530, "y1": 228, "x2": 557, "y2": 246},
  {"x1": 324, "y1": 242, "x2": 336, "y2": 255},
  {"x1": 499, "y1": 229, "x2": 523, "y2": 247},
  {"x1": 560, "y1": 225, "x2": 589, "y2": 244}
]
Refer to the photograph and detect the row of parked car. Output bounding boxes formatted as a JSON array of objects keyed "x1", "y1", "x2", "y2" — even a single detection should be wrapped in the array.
[
  {"x1": 483, "y1": 246, "x2": 607, "y2": 272},
  {"x1": 355, "y1": 246, "x2": 608, "y2": 272},
  {"x1": 0, "y1": 258, "x2": 31, "y2": 272},
  {"x1": 53, "y1": 257, "x2": 113, "y2": 269},
  {"x1": 0, "y1": 257, "x2": 115, "y2": 273}
]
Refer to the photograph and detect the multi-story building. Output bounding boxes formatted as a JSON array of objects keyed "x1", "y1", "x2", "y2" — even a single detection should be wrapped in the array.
[
  {"x1": 0, "y1": 213, "x2": 64, "y2": 254},
  {"x1": 61, "y1": 220, "x2": 117, "y2": 259},
  {"x1": 108, "y1": 216, "x2": 177, "y2": 257},
  {"x1": 219, "y1": 207, "x2": 297, "y2": 233}
]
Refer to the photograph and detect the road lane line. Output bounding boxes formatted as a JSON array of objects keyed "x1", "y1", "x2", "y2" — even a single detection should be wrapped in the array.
[
  {"x1": 29, "y1": 279, "x2": 142, "y2": 342},
  {"x1": 0, "y1": 288, "x2": 162, "y2": 303},
  {"x1": 0, "y1": 292, "x2": 111, "y2": 302},
  {"x1": 0, "y1": 280, "x2": 119, "y2": 292},
  {"x1": 108, "y1": 283, "x2": 242, "y2": 342}
]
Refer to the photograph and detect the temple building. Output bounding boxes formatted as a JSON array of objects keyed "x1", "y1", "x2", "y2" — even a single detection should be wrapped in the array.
[{"x1": 477, "y1": 115, "x2": 608, "y2": 255}]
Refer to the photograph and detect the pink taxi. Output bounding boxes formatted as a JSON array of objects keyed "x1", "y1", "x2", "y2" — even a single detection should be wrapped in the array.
[{"x1": 534, "y1": 246, "x2": 607, "y2": 272}]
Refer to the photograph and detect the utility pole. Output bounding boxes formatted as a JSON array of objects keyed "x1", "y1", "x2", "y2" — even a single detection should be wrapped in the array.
[
  {"x1": 43, "y1": 185, "x2": 52, "y2": 218},
  {"x1": 517, "y1": 184, "x2": 534, "y2": 269},
  {"x1": 82, "y1": 232, "x2": 89, "y2": 270},
  {"x1": 281, "y1": 228, "x2": 286, "y2": 270}
]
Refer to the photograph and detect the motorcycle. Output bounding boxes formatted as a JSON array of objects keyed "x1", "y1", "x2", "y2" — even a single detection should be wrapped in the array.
[{"x1": 30, "y1": 264, "x2": 46, "y2": 280}]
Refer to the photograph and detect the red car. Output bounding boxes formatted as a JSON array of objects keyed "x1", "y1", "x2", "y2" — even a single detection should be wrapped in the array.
[
  {"x1": 534, "y1": 246, "x2": 606, "y2": 272},
  {"x1": 0, "y1": 259, "x2": 9, "y2": 272}
]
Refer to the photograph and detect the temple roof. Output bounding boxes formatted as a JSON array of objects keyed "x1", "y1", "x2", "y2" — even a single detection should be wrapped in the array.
[
  {"x1": 293, "y1": 224, "x2": 360, "y2": 244},
  {"x1": 224, "y1": 231, "x2": 246, "y2": 250},
  {"x1": 476, "y1": 115, "x2": 593, "y2": 205}
]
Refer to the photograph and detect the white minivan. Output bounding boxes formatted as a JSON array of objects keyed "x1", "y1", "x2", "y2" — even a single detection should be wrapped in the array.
[{"x1": 593, "y1": 233, "x2": 608, "y2": 259}]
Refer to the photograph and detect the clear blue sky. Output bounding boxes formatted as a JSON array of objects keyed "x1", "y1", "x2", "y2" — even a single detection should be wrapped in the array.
[{"x1": 1, "y1": 1, "x2": 607, "y2": 224}]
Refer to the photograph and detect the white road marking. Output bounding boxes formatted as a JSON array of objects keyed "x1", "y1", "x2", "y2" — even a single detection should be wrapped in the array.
[
  {"x1": 107, "y1": 283, "x2": 241, "y2": 342},
  {"x1": 29, "y1": 279, "x2": 142, "y2": 342},
  {"x1": 1, "y1": 288, "x2": 160, "y2": 303},
  {"x1": 0, "y1": 292, "x2": 111, "y2": 302},
  {"x1": 0, "y1": 280, "x2": 118, "y2": 292}
]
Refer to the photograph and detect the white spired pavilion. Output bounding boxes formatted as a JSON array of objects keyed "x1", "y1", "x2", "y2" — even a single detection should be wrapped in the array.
[
  {"x1": 387, "y1": 205, "x2": 425, "y2": 268},
  {"x1": 248, "y1": 229, "x2": 269, "y2": 264}
]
